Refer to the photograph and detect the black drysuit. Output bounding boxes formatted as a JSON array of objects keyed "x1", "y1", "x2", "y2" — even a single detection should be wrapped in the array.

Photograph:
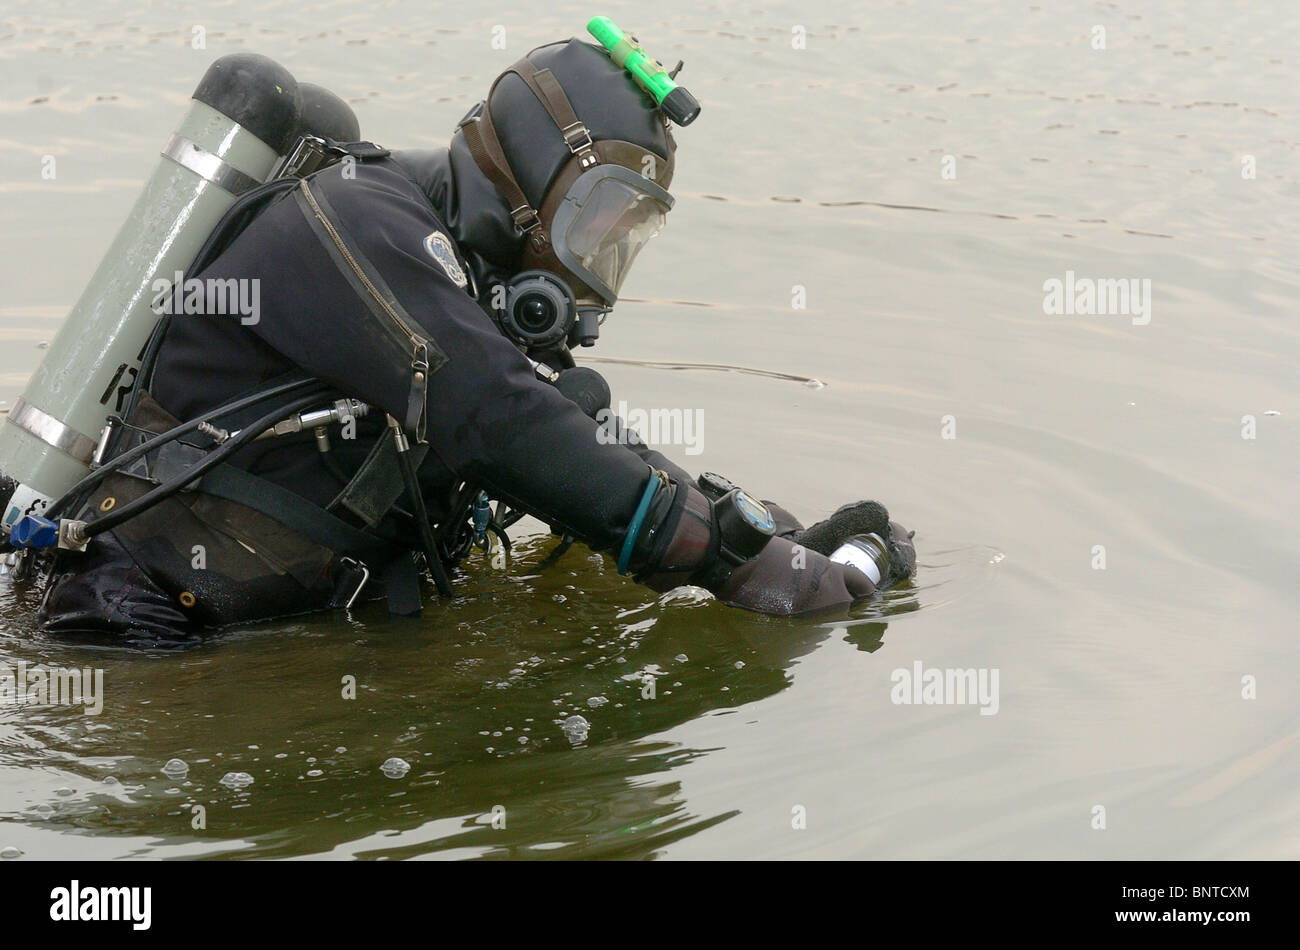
[{"x1": 38, "y1": 152, "x2": 689, "y2": 640}]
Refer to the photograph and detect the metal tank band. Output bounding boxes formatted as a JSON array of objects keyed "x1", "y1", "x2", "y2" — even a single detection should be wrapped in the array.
[
  {"x1": 4, "y1": 398, "x2": 98, "y2": 465},
  {"x1": 160, "y1": 133, "x2": 263, "y2": 197}
]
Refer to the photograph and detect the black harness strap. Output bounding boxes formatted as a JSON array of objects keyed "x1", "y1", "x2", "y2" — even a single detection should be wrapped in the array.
[
  {"x1": 199, "y1": 463, "x2": 424, "y2": 614},
  {"x1": 199, "y1": 463, "x2": 391, "y2": 564}
]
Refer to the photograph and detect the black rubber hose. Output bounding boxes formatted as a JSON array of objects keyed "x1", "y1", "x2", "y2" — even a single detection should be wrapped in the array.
[
  {"x1": 46, "y1": 377, "x2": 324, "y2": 519},
  {"x1": 393, "y1": 436, "x2": 453, "y2": 597},
  {"x1": 83, "y1": 390, "x2": 329, "y2": 537},
  {"x1": 437, "y1": 482, "x2": 477, "y2": 548}
]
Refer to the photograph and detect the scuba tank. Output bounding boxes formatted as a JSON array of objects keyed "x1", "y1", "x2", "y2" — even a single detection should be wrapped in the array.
[{"x1": 0, "y1": 54, "x2": 355, "y2": 532}]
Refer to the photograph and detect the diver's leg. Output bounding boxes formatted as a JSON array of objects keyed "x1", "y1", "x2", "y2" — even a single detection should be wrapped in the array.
[{"x1": 37, "y1": 531, "x2": 196, "y2": 645}]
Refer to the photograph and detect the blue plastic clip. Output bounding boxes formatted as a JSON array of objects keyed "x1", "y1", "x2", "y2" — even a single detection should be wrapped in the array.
[{"x1": 10, "y1": 515, "x2": 59, "y2": 550}]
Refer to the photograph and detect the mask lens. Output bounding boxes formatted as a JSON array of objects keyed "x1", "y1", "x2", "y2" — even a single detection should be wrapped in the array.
[
  {"x1": 517, "y1": 294, "x2": 556, "y2": 333},
  {"x1": 563, "y1": 178, "x2": 668, "y2": 297}
]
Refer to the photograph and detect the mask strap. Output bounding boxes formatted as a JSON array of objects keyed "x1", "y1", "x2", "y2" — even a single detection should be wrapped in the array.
[
  {"x1": 460, "y1": 104, "x2": 541, "y2": 239},
  {"x1": 512, "y1": 66, "x2": 599, "y2": 169},
  {"x1": 460, "y1": 55, "x2": 605, "y2": 246}
]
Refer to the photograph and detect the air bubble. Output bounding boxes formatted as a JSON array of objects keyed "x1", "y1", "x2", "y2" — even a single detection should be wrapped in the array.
[
  {"x1": 561, "y1": 715, "x2": 590, "y2": 745},
  {"x1": 380, "y1": 757, "x2": 410, "y2": 779}
]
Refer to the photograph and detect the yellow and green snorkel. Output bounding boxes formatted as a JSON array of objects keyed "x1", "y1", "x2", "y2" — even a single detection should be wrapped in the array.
[{"x1": 587, "y1": 16, "x2": 701, "y2": 126}]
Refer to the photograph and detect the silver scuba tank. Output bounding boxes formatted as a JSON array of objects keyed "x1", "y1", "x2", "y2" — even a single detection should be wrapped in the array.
[{"x1": 0, "y1": 53, "x2": 303, "y2": 530}]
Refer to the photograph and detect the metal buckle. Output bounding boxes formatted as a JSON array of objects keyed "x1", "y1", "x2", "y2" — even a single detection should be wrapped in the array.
[
  {"x1": 561, "y1": 122, "x2": 594, "y2": 155},
  {"x1": 511, "y1": 204, "x2": 542, "y2": 234},
  {"x1": 338, "y1": 557, "x2": 371, "y2": 610},
  {"x1": 272, "y1": 133, "x2": 331, "y2": 180}
]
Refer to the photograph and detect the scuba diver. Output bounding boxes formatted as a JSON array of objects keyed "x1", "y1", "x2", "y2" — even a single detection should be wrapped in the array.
[{"x1": 0, "y1": 21, "x2": 915, "y2": 644}]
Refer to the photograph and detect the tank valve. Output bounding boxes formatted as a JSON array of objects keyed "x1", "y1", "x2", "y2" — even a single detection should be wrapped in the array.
[
  {"x1": 8, "y1": 514, "x2": 91, "y2": 552},
  {"x1": 9, "y1": 514, "x2": 58, "y2": 550}
]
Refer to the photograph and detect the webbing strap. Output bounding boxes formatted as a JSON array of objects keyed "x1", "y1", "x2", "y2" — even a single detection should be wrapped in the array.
[
  {"x1": 200, "y1": 463, "x2": 393, "y2": 567},
  {"x1": 517, "y1": 67, "x2": 595, "y2": 158},
  {"x1": 461, "y1": 110, "x2": 539, "y2": 234},
  {"x1": 380, "y1": 554, "x2": 424, "y2": 616},
  {"x1": 202, "y1": 464, "x2": 431, "y2": 616},
  {"x1": 460, "y1": 56, "x2": 598, "y2": 237}
]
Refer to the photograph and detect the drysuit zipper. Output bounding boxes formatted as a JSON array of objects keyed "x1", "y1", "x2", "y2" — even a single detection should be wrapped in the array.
[{"x1": 297, "y1": 178, "x2": 431, "y2": 438}]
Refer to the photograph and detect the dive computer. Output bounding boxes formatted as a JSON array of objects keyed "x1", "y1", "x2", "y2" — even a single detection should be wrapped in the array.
[
  {"x1": 695, "y1": 486, "x2": 776, "y2": 590},
  {"x1": 696, "y1": 471, "x2": 735, "y2": 501}
]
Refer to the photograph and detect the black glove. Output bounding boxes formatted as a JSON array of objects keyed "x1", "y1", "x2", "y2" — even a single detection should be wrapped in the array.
[
  {"x1": 636, "y1": 483, "x2": 878, "y2": 617},
  {"x1": 714, "y1": 534, "x2": 876, "y2": 616},
  {"x1": 760, "y1": 500, "x2": 804, "y2": 538},
  {"x1": 772, "y1": 500, "x2": 916, "y2": 587}
]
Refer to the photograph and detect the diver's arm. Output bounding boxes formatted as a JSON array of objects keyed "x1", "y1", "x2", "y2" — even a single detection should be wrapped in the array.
[
  {"x1": 597, "y1": 411, "x2": 695, "y2": 487},
  {"x1": 547, "y1": 363, "x2": 696, "y2": 487},
  {"x1": 410, "y1": 318, "x2": 884, "y2": 614}
]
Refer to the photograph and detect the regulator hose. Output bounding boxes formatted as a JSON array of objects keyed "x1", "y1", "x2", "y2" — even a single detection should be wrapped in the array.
[
  {"x1": 45, "y1": 377, "x2": 325, "y2": 520},
  {"x1": 82, "y1": 389, "x2": 331, "y2": 538}
]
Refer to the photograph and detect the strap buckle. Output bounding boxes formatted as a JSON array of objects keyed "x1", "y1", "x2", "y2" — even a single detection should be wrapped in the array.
[
  {"x1": 457, "y1": 103, "x2": 485, "y2": 128},
  {"x1": 510, "y1": 204, "x2": 542, "y2": 234},
  {"x1": 560, "y1": 122, "x2": 595, "y2": 156}
]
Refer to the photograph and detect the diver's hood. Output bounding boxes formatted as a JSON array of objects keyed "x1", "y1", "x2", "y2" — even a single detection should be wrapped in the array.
[
  {"x1": 477, "y1": 39, "x2": 675, "y2": 215},
  {"x1": 392, "y1": 140, "x2": 520, "y2": 298},
  {"x1": 401, "y1": 39, "x2": 678, "y2": 307}
]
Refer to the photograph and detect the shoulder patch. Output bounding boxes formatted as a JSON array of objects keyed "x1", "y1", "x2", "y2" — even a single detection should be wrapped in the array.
[{"x1": 422, "y1": 231, "x2": 468, "y2": 288}]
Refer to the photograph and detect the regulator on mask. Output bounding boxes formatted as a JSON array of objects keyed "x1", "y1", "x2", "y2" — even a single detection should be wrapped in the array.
[{"x1": 494, "y1": 270, "x2": 606, "y2": 349}]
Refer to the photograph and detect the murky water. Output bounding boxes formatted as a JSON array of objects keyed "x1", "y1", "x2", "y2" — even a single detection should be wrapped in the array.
[{"x1": 0, "y1": 0, "x2": 1296, "y2": 859}]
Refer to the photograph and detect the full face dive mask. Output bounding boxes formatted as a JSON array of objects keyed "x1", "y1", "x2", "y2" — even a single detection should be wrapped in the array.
[{"x1": 458, "y1": 18, "x2": 699, "y2": 348}]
